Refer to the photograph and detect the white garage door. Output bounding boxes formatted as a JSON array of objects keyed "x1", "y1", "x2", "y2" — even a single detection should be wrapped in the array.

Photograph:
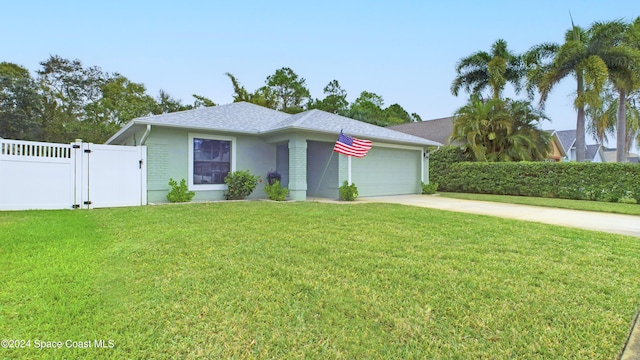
[{"x1": 351, "y1": 146, "x2": 421, "y2": 196}]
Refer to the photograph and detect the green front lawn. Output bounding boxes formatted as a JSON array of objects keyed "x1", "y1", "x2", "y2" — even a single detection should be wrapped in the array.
[
  {"x1": 438, "y1": 192, "x2": 640, "y2": 216},
  {"x1": 1, "y1": 202, "x2": 639, "y2": 359}
]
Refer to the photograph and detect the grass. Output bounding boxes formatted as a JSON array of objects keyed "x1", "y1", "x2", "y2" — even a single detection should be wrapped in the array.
[
  {"x1": 438, "y1": 192, "x2": 640, "y2": 216},
  {"x1": 1, "y1": 202, "x2": 639, "y2": 359}
]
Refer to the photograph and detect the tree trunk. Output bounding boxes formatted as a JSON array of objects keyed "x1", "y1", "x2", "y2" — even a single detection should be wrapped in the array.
[
  {"x1": 616, "y1": 89, "x2": 627, "y2": 162},
  {"x1": 576, "y1": 106, "x2": 586, "y2": 162},
  {"x1": 575, "y1": 74, "x2": 585, "y2": 162}
]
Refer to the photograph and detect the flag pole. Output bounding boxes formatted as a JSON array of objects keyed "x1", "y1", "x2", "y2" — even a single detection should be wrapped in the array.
[
  {"x1": 348, "y1": 155, "x2": 352, "y2": 184},
  {"x1": 313, "y1": 150, "x2": 335, "y2": 197}
]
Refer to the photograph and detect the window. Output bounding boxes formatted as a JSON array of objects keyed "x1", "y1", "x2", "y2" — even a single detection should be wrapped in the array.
[{"x1": 188, "y1": 134, "x2": 236, "y2": 190}]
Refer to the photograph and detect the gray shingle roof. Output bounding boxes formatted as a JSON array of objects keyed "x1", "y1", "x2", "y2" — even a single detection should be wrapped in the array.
[
  {"x1": 124, "y1": 102, "x2": 291, "y2": 134},
  {"x1": 388, "y1": 117, "x2": 462, "y2": 146},
  {"x1": 556, "y1": 130, "x2": 576, "y2": 153},
  {"x1": 270, "y1": 110, "x2": 441, "y2": 145},
  {"x1": 108, "y1": 102, "x2": 440, "y2": 146},
  {"x1": 586, "y1": 144, "x2": 601, "y2": 161}
]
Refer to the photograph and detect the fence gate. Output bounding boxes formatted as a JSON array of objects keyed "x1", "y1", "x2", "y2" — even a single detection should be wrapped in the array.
[{"x1": 0, "y1": 139, "x2": 146, "y2": 210}]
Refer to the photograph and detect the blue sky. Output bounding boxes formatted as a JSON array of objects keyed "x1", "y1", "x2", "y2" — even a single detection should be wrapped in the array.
[{"x1": 3, "y1": 0, "x2": 638, "y2": 147}]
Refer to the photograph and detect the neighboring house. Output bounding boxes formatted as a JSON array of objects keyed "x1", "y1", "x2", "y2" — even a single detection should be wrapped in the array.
[
  {"x1": 544, "y1": 130, "x2": 567, "y2": 162},
  {"x1": 603, "y1": 148, "x2": 640, "y2": 163},
  {"x1": 388, "y1": 117, "x2": 461, "y2": 146},
  {"x1": 586, "y1": 144, "x2": 606, "y2": 163},
  {"x1": 107, "y1": 102, "x2": 441, "y2": 203},
  {"x1": 555, "y1": 129, "x2": 605, "y2": 162}
]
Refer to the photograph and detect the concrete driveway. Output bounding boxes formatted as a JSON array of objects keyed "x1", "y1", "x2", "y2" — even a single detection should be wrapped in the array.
[{"x1": 357, "y1": 194, "x2": 640, "y2": 238}]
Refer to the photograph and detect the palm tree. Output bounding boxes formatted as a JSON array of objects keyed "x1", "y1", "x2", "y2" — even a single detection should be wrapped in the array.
[
  {"x1": 585, "y1": 86, "x2": 617, "y2": 145},
  {"x1": 592, "y1": 18, "x2": 640, "y2": 162},
  {"x1": 451, "y1": 39, "x2": 524, "y2": 100},
  {"x1": 526, "y1": 23, "x2": 609, "y2": 162},
  {"x1": 450, "y1": 96, "x2": 550, "y2": 161},
  {"x1": 504, "y1": 100, "x2": 552, "y2": 161}
]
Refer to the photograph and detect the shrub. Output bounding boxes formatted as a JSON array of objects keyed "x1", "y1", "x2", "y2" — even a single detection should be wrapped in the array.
[
  {"x1": 339, "y1": 181, "x2": 358, "y2": 201},
  {"x1": 429, "y1": 146, "x2": 471, "y2": 188},
  {"x1": 619, "y1": 191, "x2": 638, "y2": 204},
  {"x1": 167, "y1": 178, "x2": 195, "y2": 203},
  {"x1": 224, "y1": 170, "x2": 260, "y2": 200},
  {"x1": 421, "y1": 182, "x2": 438, "y2": 194},
  {"x1": 436, "y1": 162, "x2": 640, "y2": 203},
  {"x1": 264, "y1": 180, "x2": 288, "y2": 201}
]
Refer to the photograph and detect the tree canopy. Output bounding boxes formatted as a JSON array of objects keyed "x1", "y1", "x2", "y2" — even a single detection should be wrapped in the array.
[{"x1": 0, "y1": 56, "x2": 214, "y2": 143}]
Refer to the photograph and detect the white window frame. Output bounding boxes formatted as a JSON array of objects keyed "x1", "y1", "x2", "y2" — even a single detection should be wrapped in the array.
[{"x1": 188, "y1": 133, "x2": 236, "y2": 191}]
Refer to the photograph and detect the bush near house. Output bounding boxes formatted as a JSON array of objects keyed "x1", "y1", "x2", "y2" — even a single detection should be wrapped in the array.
[
  {"x1": 167, "y1": 178, "x2": 195, "y2": 203},
  {"x1": 436, "y1": 161, "x2": 640, "y2": 203},
  {"x1": 264, "y1": 180, "x2": 288, "y2": 201},
  {"x1": 224, "y1": 170, "x2": 260, "y2": 200},
  {"x1": 339, "y1": 181, "x2": 359, "y2": 201},
  {"x1": 421, "y1": 182, "x2": 438, "y2": 194}
]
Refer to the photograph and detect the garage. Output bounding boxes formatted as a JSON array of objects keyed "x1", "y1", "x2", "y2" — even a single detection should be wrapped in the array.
[{"x1": 351, "y1": 145, "x2": 422, "y2": 197}]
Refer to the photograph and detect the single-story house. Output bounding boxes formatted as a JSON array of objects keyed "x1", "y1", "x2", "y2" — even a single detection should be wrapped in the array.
[
  {"x1": 556, "y1": 129, "x2": 606, "y2": 162},
  {"x1": 107, "y1": 102, "x2": 441, "y2": 202}
]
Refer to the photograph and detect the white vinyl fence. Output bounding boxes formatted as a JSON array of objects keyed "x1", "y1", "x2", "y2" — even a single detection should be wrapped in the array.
[{"x1": 0, "y1": 139, "x2": 146, "y2": 210}]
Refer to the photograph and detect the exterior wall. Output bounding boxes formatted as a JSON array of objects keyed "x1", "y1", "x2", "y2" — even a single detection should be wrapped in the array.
[
  {"x1": 548, "y1": 139, "x2": 563, "y2": 162},
  {"x1": 307, "y1": 141, "x2": 339, "y2": 199},
  {"x1": 144, "y1": 127, "x2": 275, "y2": 203},
  {"x1": 276, "y1": 143, "x2": 289, "y2": 187}
]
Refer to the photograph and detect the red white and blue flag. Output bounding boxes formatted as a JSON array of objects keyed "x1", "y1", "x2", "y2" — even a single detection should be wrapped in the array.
[{"x1": 333, "y1": 131, "x2": 372, "y2": 158}]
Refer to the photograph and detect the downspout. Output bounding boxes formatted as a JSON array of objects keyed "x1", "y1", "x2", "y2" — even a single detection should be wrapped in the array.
[{"x1": 139, "y1": 124, "x2": 151, "y2": 145}]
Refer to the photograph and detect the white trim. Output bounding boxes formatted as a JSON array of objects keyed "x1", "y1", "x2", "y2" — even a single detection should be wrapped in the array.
[
  {"x1": 372, "y1": 142, "x2": 423, "y2": 151},
  {"x1": 421, "y1": 149, "x2": 425, "y2": 183},
  {"x1": 188, "y1": 133, "x2": 236, "y2": 191}
]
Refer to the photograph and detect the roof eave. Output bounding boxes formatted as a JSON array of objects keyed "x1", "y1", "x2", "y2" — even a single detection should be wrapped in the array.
[{"x1": 262, "y1": 125, "x2": 441, "y2": 147}]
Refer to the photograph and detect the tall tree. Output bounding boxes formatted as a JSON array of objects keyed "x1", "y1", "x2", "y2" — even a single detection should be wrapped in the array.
[
  {"x1": 225, "y1": 72, "x2": 251, "y2": 102},
  {"x1": 384, "y1": 103, "x2": 412, "y2": 125},
  {"x1": 623, "y1": 91, "x2": 640, "y2": 154},
  {"x1": 192, "y1": 94, "x2": 216, "y2": 108},
  {"x1": 37, "y1": 55, "x2": 109, "y2": 142},
  {"x1": 527, "y1": 23, "x2": 609, "y2": 162},
  {"x1": 347, "y1": 91, "x2": 387, "y2": 125},
  {"x1": 592, "y1": 18, "x2": 640, "y2": 162},
  {"x1": 153, "y1": 90, "x2": 192, "y2": 114},
  {"x1": 0, "y1": 62, "x2": 42, "y2": 140},
  {"x1": 451, "y1": 39, "x2": 524, "y2": 100},
  {"x1": 265, "y1": 67, "x2": 310, "y2": 113},
  {"x1": 81, "y1": 75, "x2": 157, "y2": 142},
  {"x1": 225, "y1": 72, "x2": 277, "y2": 108},
  {"x1": 309, "y1": 80, "x2": 348, "y2": 114},
  {"x1": 585, "y1": 86, "x2": 617, "y2": 144}
]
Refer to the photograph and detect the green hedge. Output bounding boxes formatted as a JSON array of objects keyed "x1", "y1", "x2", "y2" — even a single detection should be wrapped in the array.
[
  {"x1": 435, "y1": 161, "x2": 640, "y2": 203},
  {"x1": 429, "y1": 146, "x2": 471, "y2": 187}
]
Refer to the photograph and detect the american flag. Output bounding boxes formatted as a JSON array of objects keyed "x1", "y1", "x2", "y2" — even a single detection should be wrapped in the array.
[{"x1": 333, "y1": 131, "x2": 372, "y2": 158}]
